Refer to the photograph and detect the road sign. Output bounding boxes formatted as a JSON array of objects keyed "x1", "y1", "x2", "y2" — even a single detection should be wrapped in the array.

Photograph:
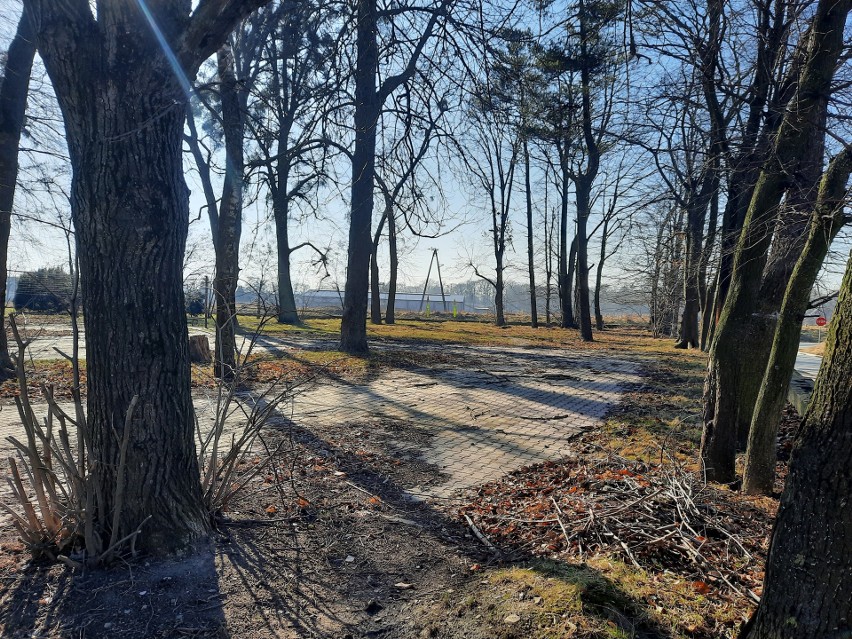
[{"x1": 816, "y1": 316, "x2": 827, "y2": 327}]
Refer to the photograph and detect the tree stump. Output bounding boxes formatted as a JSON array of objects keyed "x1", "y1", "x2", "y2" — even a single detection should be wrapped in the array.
[{"x1": 188, "y1": 335, "x2": 212, "y2": 364}]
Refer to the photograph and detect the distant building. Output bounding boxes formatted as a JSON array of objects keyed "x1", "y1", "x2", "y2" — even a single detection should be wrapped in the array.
[{"x1": 296, "y1": 289, "x2": 467, "y2": 313}]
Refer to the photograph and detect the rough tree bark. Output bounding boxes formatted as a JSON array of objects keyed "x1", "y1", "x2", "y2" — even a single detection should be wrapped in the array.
[
  {"x1": 213, "y1": 44, "x2": 245, "y2": 380},
  {"x1": 0, "y1": 7, "x2": 36, "y2": 377},
  {"x1": 700, "y1": 0, "x2": 850, "y2": 483},
  {"x1": 742, "y1": 148, "x2": 852, "y2": 495},
  {"x1": 740, "y1": 244, "x2": 852, "y2": 639},
  {"x1": 724, "y1": 107, "x2": 826, "y2": 445},
  {"x1": 25, "y1": 0, "x2": 269, "y2": 553}
]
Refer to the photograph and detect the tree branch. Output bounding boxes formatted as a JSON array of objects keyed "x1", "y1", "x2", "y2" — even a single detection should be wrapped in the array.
[
  {"x1": 377, "y1": 0, "x2": 450, "y2": 103},
  {"x1": 179, "y1": 0, "x2": 272, "y2": 72}
]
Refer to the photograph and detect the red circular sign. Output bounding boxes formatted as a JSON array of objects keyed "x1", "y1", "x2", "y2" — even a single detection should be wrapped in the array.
[{"x1": 816, "y1": 316, "x2": 827, "y2": 327}]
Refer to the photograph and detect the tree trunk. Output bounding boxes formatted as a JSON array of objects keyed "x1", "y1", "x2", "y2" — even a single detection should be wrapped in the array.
[
  {"x1": 700, "y1": 0, "x2": 850, "y2": 483},
  {"x1": 742, "y1": 149, "x2": 851, "y2": 495},
  {"x1": 675, "y1": 179, "x2": 713, "y2": 349},
  {"x1": 705, "y1": 0, "x2": 790, "y2": 331},
  {"x1": 524, "y1": 139, "x2": 538, "y2": 327},
  {"x1": 740, "y1": 245, "x2": 852, "y2": 639},
  {"x1": 370, "y1": 250, "x2": 382, "y2": 324},
  {"x1": 386, "y1": 210, "x2": 398, "y2": 324},
  {"x1": 675, "y1": 229, "x2": 702, "y2": 350},
  {"x1": 575, "y1": 179, "x2": 593, "y2": 341},
  {"x1": 275, "y1": 226, "x2": 299, "y2": 325},
  {"x1": 723, "y1": 105, "x2": 826, "y2": 444},
  {"x1": 340, "y1": 0, "x2": 379, "y2": 355},
  {"x1": 724, "y1": 203, "x2": 814, "y2": 446},
  {"x1": 41, "y1": 56, "x2": 207, "y2": 553},
  {"x1": 563, "y1": 236, "x2": 577, "y2": 328},
  {"x1": 495, "y1": 266, "x2": 505, "y2": 327},
  {"x1": 189, "y1": 335, "x2": 212, "y2": 364},
  {"x1": 648, "y1": 216, "x2": 667, "y2": 336},
  {"x1": 700, "y1": 278, "x2": 716, "y2": 351},
  {"x1": 26, "y1": 0, "x2": 264, "y2": 553},
  {"x1": 558, "y1": 153, "x2": 576, "y2": 328},
  {"x1": 369, "y1": 210, "x2": 387, "y2": 325},
  {"x1": 572, "y1": 0, "x2": 598, "y2": 343},
  {"x1": 213, "y1": 45, "x2": 244, "y2": 381},
  {"x1": 271, "y1": 149, "x2": 300, "y2": 325},
  {"x1": 594, "y1": 217, "x2": 607, "y2": 331},
  {"x1": 545, "y1": 211, "x2": 554, "y2": 326},
  {"x1": 697, "y1": 166, "x2": 719, "y2": 351},
  {"x1": 0, "y1": 7, "x2": 36, "y2": 377}
]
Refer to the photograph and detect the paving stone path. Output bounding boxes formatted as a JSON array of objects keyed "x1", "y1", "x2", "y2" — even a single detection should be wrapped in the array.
[
  {"x1": 0, "y1": 339, "x2": 642, "y2": 533},
  {"x1": 284, "y1": 345, "x2": 641, "y2": 497}
]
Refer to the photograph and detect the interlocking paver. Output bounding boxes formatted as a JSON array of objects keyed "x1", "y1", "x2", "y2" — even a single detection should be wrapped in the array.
[{"x1": 284, "y1": 344, "x2": 642, "y2": 498}]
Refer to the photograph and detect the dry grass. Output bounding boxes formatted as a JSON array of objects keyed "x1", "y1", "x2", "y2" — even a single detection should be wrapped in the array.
[
  {"x1": 237, "y1": 314, "x2": 671, "y2": 353},
  {"x1": 799, "y1": 341, "x2": 825, "y2": 356},
  {"x1": 0, "y1": 359, "x2": 86, "y2": 400},
  {"x1": 600, "y1": 350, "x2": 707, "y2": 469},
  {"x1": 424, "y1": 556, "x2": 749, "y2": 638},
  {"x1": 3, "y1": 314, "x2": 781, "y2": 636}
]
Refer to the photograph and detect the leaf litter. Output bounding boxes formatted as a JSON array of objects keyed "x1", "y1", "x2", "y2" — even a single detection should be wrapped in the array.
[{"x1": 458, "y1": 452, "x2": 772, "y2": 604}]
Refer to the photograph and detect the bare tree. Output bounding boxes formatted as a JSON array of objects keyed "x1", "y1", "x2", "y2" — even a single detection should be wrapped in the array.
[
  {"x1": 463, "y1": 74, "x2": 521, "y2": 327},
  {"x1": 339, "y1": 0, "x2": 452, "y2": 353},
  {"x1": 0, "y1": 4, "x2": 36, "y2": 376},
  {"x1": 242, "y1": 0, "x2": 335, "y2": 325}
]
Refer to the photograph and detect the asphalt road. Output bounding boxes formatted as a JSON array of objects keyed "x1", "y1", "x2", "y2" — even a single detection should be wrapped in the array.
[{"x1": 794, "y1": 350, "x2": 823, "y2": 380}]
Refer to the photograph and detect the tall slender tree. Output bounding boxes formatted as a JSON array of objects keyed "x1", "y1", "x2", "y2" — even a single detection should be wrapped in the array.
[
  {"x1": 0, "y1": 6, "x2": 36, "y2": 377},
  {"x1": 339, "y1": 0, "x2": 450, "y2": 354},
  {"x1": 242, "y1": 0, "x2": 335, "y2": 325}
]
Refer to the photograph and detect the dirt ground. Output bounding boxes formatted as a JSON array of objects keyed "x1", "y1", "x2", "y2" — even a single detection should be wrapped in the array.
[{"x1": 0, "y1": 407, "x2": 502, "y2": 639}]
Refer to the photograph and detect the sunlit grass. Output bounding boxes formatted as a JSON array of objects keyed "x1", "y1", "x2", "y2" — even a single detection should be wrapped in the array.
[
  {"x1": 422, "y1": 556, "x2": 745, "y2": 638},
  {"x1": 236, "y1": 313, "x2": 680, "y2": 356}
]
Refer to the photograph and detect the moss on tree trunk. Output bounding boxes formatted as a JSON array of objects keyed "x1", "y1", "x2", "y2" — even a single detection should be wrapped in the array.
[{"x1": 741, "y1": 244, "x2": 852, "y2": 638}]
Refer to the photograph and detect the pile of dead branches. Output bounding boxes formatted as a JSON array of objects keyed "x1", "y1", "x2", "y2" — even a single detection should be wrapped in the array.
[{"x1": 459, "y1": 454, "x2": 770, "y2": 602}]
